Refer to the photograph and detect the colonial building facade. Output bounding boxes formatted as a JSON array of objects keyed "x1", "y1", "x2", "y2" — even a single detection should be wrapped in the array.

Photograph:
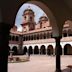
[{"x1": 9, "y1": 8, "x2": 72, "y2": 55}]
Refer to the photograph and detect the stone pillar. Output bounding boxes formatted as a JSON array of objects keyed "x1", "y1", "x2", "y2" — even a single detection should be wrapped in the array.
[
  {"x1": 32, "y1": 49, "x2": 34, "y2": 55},
  {"x1": 67, "y1": 29, "x2": 68, "y2": 37},
  {"x1": 55, "y1": 37, "x2": 62, "y2": 72},
  {"x1": 18, "y1": 35, "x2": 23, "y2": 55},
  {"x1": 46, "y1": 49, "x2": 48, "y2": 55},
  {"x1": 62, "y1": 48, "x2": 64, "y2": 55},
  {"x1": 53, "y1": 49, "x2": 55, "y2": 56},
  {"x1": 0, "y1": 22, "x2": 11, "y2": 72},
  {"x1": 39, "y1": 49, "x2": 40, "y2": 55}
]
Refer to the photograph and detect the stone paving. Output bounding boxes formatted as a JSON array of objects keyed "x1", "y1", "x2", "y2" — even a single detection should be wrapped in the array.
[{"x1": 8, "y1": 55, "x2": 72, "y2": 72}]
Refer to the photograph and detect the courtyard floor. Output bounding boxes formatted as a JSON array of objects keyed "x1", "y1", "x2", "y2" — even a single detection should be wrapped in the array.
[{"x1": 8, "y1": 55, "x2": 72, "y2": 72}]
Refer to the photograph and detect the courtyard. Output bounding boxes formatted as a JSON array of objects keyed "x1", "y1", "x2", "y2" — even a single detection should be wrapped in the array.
[{"x1": 8, "y1": 55, "x2": 72, "y2": 72}]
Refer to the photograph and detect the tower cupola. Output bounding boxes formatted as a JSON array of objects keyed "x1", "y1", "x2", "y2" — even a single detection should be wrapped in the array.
[{"x1": 21, "y1": 6, "x2": 35, "y2": 32}]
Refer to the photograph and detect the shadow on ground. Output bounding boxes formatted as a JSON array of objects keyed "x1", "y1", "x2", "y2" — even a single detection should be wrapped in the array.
[{"x1": 62, "y1": 68, "x2": 72, "y2": 72}]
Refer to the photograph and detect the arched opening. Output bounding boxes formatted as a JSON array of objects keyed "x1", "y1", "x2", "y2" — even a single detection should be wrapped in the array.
[
  {"x1": 47, "y1": 45, "x2": 53, "y2": 55},
  {"x1": 37, "y1": 34, "x2": 39, "y2": 40},
  {"x1": 28, "y1": 46, "x2": 33, "y2": 54},
  {"x1": 68, "y1": 29, "x2": 72, "y2": 36},
  {"x1": 16, "y1": 36, "x2": 19, "y2": 41},
  {"x1": 23, "y1": 36, "x2": 25, "y2": 41},
  {"x1": 33, "y1": 34, "x2": 36, "y2": 40},
  {"x1": 12, "y1": 46, "x2": 18, "y2": 55},
  {"x1": 30, "y1": 35, "x2": 33, "y2": 40},
  {"x1": 39, "y1": 33, "x2": 43, "y2": 39},
  {"x1": 23, "y1": 46, "x2": 27, "y2": 55},
  {"x1": 43, "y1": 33, "x2": 46, "y2": 39},
  {"x1": 40, "y1": 45, "x2": 46, "y2": 55},
  {"x1": 8, "y1": 46, "x2": 11, "y2": 55},
  {"x1": 34, "y1": 46, "x2": 39, "y2": 54},
  {"x1": 47, "y1": 32, "x2": 49, "y2": 38},
  {"x1": 62, "y1": 30, "x2": 67, "y2": 37},
  {"x1": 25, "y1": 36, "x2": 28, "y2": 41},
  {"x1": 64, "y1": 44, "x2": 72, "y2": 55}
]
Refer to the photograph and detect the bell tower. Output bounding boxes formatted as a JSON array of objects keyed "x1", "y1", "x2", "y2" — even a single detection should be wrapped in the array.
[
  {"x1": 39, "y1": 15, "x2": 48, "y2": 28},
  {"x1": 21, "y1": 6, "x2": 35, "y2": 32}
]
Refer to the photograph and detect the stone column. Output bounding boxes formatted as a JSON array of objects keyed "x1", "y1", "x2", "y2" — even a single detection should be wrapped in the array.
[
  {"x1": 39, "y1": 49, "x2": 40, "y2": 55},
  {"x1": 67, "y1": 29, "x2": 68, "y2": 37},
  {"x1": 55, "y1": 37, "x2": 62, "y2": 72},
  {"x1": 0, "y1": 22, "x2": 11, "y2": 72},
  {"x1": 18, "y1": 35, "x2": 23, "y2": 55},
  {"x1": 32, "y1": 49, "x2": 34, "y2": 55},
  {"x1": 62, "y1": 48, "x2": 64, "y2": 55},
  {"x1": 46, "y1": 49, "x2": 48, "y2": 55},
  {"x1": 53, "y1": 49, "x2": 55, "y2": 56}
]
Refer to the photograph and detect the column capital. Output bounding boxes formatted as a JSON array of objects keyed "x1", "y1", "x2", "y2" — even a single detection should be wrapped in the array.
[
  {"x1": 53, "y1": 36, "x2": 62, "y2": 40},
  {"x1": 53, "y1": 36, "x2": 62, "y2": 44}
]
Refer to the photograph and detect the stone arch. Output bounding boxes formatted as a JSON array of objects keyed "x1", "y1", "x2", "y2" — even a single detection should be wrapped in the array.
[
  {"x1": 28, "y1": 46, "x2": 33, "y2": 54},
  {"x1": 40, "y1": 45, "x2": 46, "y2": 54},
  {"x1": 27, "y1": 1, "x2": 66, "y2": 37},
  {"x1": 47, "y1": 45, "x2": 53, "y2": 55},
  {"x1": 12, "y1": 46, "x2": 18, "y2": 55},
  {"x1": 23, "y1": 46, "x2": 27, "y2": 55},
  {"x1": 34, "y1": 46, "x2": 39, "y2": 54},
  {"x1": 1, "y1": 1, "x2": 72, "y2": 72},
  {"x1": 64, "y1": 44, "x2": 72, "y2": 55},
  {"x1": 12, "y1": 35, "x2": 15, "y2": 41},
  {"x1": 1, "y1": 0, "x2": 72, "y2": 32},
  {"x1": 15, "y1": 1, "x2": 60, "y2": 37}
]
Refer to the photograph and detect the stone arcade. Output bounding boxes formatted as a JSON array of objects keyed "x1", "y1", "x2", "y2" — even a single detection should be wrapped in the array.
[{"x1": 0, "y1": 0, "x2": 72, "y2": 72}]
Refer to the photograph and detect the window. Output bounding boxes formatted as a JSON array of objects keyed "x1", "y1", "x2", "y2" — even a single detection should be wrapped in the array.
[
  {"x1": 63, "y1": 33, "x2": 67, "y2": 37},
  {"x1": 24, "y1": 16, "x2": 26, "y2": 19},
  {"x1": 30, "y1": 16, "x2": 32, "y2": 21},
  {"x1": 16, "y1": 36, "x2": 19, "y2": 41}
]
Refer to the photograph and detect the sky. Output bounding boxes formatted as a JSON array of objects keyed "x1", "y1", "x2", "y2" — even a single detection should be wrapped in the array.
[{"x1": 15, "y1": 3, "x2": 47, "y2": 31}]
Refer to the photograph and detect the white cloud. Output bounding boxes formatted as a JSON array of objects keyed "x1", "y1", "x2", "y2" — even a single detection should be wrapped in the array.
[{"x1": 17, "y1": 26, "x2": 22, "y2": 32}]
